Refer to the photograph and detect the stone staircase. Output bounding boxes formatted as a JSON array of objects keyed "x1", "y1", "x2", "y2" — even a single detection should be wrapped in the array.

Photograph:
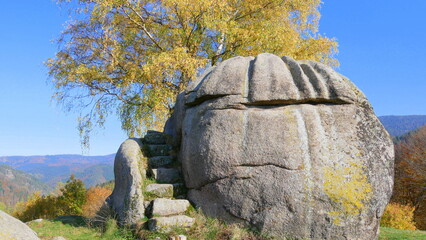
[{"x1": 142, "y1": 130, "x2": 195, "y2": 233}]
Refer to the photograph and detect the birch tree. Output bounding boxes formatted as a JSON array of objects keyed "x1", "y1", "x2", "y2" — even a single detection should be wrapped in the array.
[{"x1": 47, "y1": 0, "x2": 338, "y2": 147}]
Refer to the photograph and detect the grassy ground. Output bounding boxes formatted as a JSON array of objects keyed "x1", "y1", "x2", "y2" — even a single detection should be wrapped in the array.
[
  {"x1": 379, "y1": 227, "x2": 426, "y2": 240},
  {"x1": 27, "y1": 215, "x2": 136, "y2": 240},
  {"x1": 28, "y1": 215, "x2": 426, "y2": 240},
  {"x1": 27, "y1": 212, "x2": 267, "y2": 240}
]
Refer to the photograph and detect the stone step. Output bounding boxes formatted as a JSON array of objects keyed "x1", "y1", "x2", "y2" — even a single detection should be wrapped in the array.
[
  {"x1": 146, "y1": 144, "x2": 173, "y2": 157},
  {"x1": 149, "y1": 168, "x2": 182, "y2": 183},
  {"x1": 148, "y1": 215, "x2": 195, "y2": 233},
  {"x1": 150, "y1": 198, "x2": 191, "y2": 217},
  {"x1": 146, "y1": 184, "x2": 174, "y2": 198},
  {"x1": 145, "y1": 183, "x2": 187, "y2": 199},
  {"x1": 149, "y1": 156, "x2": 175, "y2": 168},
  {"x1": 144, "y1": 131, "x2": 168, "y2": 144}
]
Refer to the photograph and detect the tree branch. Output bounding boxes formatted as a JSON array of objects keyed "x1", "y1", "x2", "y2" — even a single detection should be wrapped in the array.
[{"x1": 122, "y1": 6, "x2": 164, "y2": 51}]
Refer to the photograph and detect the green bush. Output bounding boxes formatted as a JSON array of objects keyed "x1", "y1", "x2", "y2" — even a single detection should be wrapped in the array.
[{"x1": 58, "y1": 174, "x2": 87, "y2": 215}]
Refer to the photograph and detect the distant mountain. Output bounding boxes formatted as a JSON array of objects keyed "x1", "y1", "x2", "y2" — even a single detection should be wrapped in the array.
[
  {"x1": 74, "y1": 163, "x2": 115, "y2": 187},
  {"x1": 379, "y1": 115, "x2": 426, "y2": 137},
  {"x1": 0, "y1": 164, "x2": 52, "y2": 207},
  {"x1": 0, "y1": 154, "x2": 115, "y2": 188}
]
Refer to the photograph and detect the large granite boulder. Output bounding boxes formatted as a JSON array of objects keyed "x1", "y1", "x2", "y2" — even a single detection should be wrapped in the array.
[
  {"x1": 165, "y1": 53, "x2": 394, "y2": 239},
  {"x1": 106, "y1": 138, "x2": 146, "y2": 226},
  {"x1": 0, "y1": 210, "x2": 40, "y2": 240}
]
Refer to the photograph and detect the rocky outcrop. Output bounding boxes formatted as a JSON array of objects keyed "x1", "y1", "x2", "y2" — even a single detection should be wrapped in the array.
[
  {"x1": 165, "y1": 53, "x2": 394, "y2": 239},
  {"x1": 106, "y1": 138, "x2": 146, "y2": 226},
  {"x1": 108, "y1": 131, "x2": 195, "y2": 231},
  {"x1": 0, "y1": 210, "x2": 40, "y2": 240}
]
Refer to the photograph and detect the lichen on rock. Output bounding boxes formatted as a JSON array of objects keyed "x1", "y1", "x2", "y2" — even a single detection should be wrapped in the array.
[{"x1": 324, "y1": 158, "x2": 373, "y2": 225}]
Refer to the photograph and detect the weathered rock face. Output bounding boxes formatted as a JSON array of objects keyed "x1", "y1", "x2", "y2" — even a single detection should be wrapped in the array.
[
  {"x1": 106, "y1": 138, "x2": 145, "y2": 226},
  {"x1": 0, "y1": 210, "x2": 40, "y2": 240},
  {"x1": 165, "y1": 53, "x2": 394, "y2": 239}
]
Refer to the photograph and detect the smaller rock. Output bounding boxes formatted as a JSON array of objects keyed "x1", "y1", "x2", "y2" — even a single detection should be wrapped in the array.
[
  {"x1": 148, "y1": 215, "x2": 195, "y2": 233},
  {"x1": 147, "y1": 144, "x2": 173, "y2": 157},
  {"x1": 146, "y1": 184, "x2": 174, "y2": 198},
  {"x1": 151, "y1": 198, "x2": 191, "y2": 216},
  {"x1": 52, "y1": 237, "x2": 67, "y2": 240},
  {"x1": 168, "y1": 235, "x2": 187, "y2": 240},
  {"x1": 149, "y1": 156, "x2": 175, "y2": 168},
  {"x1": 54, "y1": 215, "x2": 86, "y2": 226},
  {"x1": 0, "y1": 210, "x2": 40, "y2": 240},
  {"x1": 150, "y1": 168, "x2": 182, "y2": 183},
  {"x1": 107, "y1": 138, "x2": 145, "y2": 225},
  {"x1": 27, "y1": 218, "x2": 43, "y2": 223},
  {"x1": 144, "y1": 131, "x2": 168, "y2": 144}
]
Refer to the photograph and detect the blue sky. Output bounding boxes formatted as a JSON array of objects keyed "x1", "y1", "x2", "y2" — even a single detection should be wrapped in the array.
[{"x1": 0, "y1": 0, "x2": 425, "y2": 156}]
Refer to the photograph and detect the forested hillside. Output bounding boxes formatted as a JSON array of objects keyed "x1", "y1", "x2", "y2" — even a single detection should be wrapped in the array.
[
  {"x1": 379, "y1": 115, "x2": 426, "y2": 137},
  {"x1": 74, "y1": 164, "x2": 114, "y2": 187},
  {"x1": 391, "y1": 124, "x2": 426, "y2": 229},
  {"x1": 0, "y1": 165, "x2": 52, "y2": 207},
  {"x1": 0, "y1": 154, "x2": 115, "y2": 188}
]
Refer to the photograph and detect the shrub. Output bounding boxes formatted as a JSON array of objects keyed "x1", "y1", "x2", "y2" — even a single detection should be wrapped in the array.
[
  {"x1": 13, "y1": 175, "x2": 87, "y2": 221},
  {"x1": 13, "y1": 192, "x2": 62, "y2": 222},
  {"x1": 82, "y1": 186, "x2": 112, "y2": 218},
  {"x1": 57, "y1": 174, "x2": 87, "y2": 215},
  {"x1": 380, "y1": 202, "x2": 416, "y2": 230}
]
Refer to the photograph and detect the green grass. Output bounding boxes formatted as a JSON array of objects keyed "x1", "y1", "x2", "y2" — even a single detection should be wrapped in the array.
[
  {"x1": 28, "y1": 216, "x2": 136, "y2": 240},
  {"x1": 136, "y1": 209, "x2": 272, "y2": 240},
  {"x1": 28, "y1": 215, "x2": 426, "y2": 240},
  {"x1": 379, "y1": 227, "x2": 426, "y2": 240}
]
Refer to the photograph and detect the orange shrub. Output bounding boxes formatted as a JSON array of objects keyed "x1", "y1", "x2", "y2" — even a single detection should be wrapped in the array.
[
  {"x1": 82, "y1": 186, "x2": 112, "y2": 217},
  {"x1": 380, "y1": 202, "x2": 416, "y2": 230}
]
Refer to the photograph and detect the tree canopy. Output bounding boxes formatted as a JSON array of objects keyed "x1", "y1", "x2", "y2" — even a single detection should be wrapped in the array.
[
  {"x1": 47, "y1": 0, "x2": 338, "y2": 147},
  {"x1": 392, "y1": 125, "x2": 426, "y2": 206}
]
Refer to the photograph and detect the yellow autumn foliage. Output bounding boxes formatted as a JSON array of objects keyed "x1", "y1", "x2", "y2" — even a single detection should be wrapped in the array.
[
  {"x1": 49, "y1": 0, "x2": 338, "y2": 147},
  {"x1": 380, "y1": 202, "x2": 416, "y2": 230},
  {"x1": 13, "y1": 192, "x2": 67, "y2": 222},
  {"x1": 13, "y1": 176, "x2": 87, "y2": 222}
]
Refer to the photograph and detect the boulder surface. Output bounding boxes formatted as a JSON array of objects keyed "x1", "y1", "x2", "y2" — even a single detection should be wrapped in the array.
[
  {"x1": 165, "y1": 53, "x2": 394, "y2": 239},
  {"x1": 106, "y1": 138, "x2": 146, "y2": 225},
  {"x1": 0, "y1": 210, "x2": 40, "y2": 240}
]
